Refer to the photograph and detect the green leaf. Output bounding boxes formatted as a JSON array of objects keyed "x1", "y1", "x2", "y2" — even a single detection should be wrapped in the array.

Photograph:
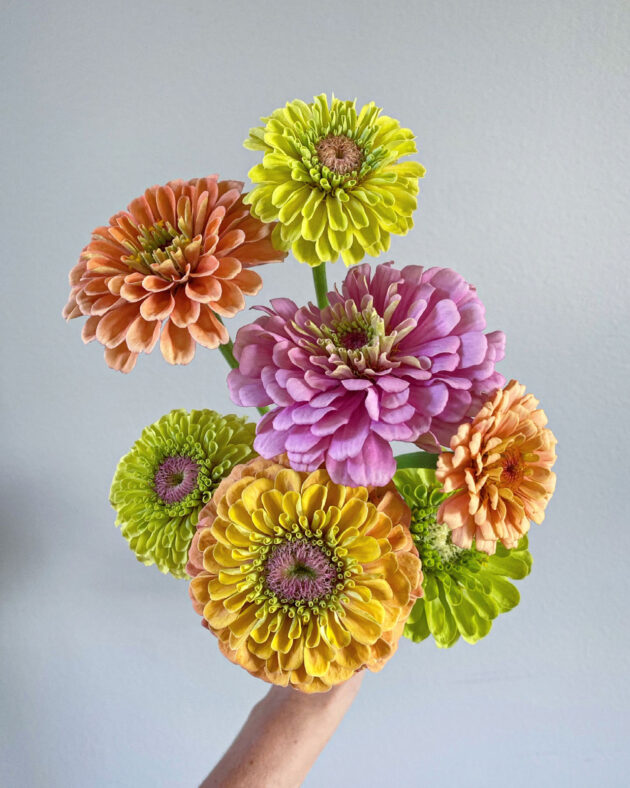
[{"x1": 394, "y1": 451, "x2": 439, "y2": 470}]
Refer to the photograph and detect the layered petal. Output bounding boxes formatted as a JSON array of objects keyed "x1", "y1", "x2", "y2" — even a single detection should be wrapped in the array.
[
  {"x1": 64, "y1": 177, "x2": 286, "y2": 371},
  {"x1": 109, "y1": 409, "x2": 256, "y2": 578},
  {"x1": 394, "y1": 467, "x2": 533, "y2": 647},
  {"x1": 436, "y1": 380, "x2": 557, "y2": 554},
  {"x1": 188, "y1": 459, "x2": 422, "y2": 692},
  {"x1": 229, "y1": 262, "x2": 504, "y2": 486},
  {"x1": 243, "y1": 94, "x2": 426, "y2": 267}
]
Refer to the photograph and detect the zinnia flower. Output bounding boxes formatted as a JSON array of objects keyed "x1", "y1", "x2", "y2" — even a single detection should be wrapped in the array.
[
  {"x1": 395, "y1": 468, "x2": 532, "y2": 647},
  {"x1": 63, "y1": 176, "x2": 286, "y2": 372},
  {"x1": 187, "y1": 458, "x2": 422, "y2": 693},
  {"x1": 228, "y1": 262, "x2": 505, "y2": 487},
  {"x1": 110, "y1": 409, "x2": 256, "y2": 578},
  {"x1": 243, "y1": 94, "x2": 425, "y2": 267},
  {"x1": 437, "y1": 380, "x2": 557, "y2": 554}
]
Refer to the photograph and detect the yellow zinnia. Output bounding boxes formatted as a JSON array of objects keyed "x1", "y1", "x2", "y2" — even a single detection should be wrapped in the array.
[
  {"x1": 188, "y1": 458, "x2": 422, "y2": 692},
  {"x1": 243, "y1": 94, "x2": 426, "y2": 267}
]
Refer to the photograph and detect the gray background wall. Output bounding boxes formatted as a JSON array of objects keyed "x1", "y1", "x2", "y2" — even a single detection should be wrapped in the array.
[{"x1": 2, "y1": 1, "x2": 628, "y2": 786}]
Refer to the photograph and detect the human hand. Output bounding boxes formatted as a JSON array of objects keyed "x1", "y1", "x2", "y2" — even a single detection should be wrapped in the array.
[{"x1": 201, "y1": 671, "x2": 364, "y2": 788}]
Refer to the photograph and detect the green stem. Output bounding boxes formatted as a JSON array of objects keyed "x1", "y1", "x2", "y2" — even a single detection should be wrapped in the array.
[
  {"x1": 395, "y1": 451, "x2": 440, "y2": 470},
  {"x1": 218, "y1": 340, "x2": 238, "y2": 370},
  {"x1": 312, "y1": 262, "x2": 329, "y2": 310},
  {"x1": 218, "y1": 341, "x2": 268, "y2": 417}
]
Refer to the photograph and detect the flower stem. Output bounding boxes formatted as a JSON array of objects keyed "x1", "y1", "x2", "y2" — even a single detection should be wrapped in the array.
[
  {"x1": 219, "y1": 341, "x2": 268, "y2": 417},
  {"x1": 219, "y1": 340, "x2": 238, "y2": 369},
  {"x1": 395, "y1": 451, "x2": 440, "y2": 470},
  {"x1": 312, "y1": 263, "x2": 329, "y2": 310}
]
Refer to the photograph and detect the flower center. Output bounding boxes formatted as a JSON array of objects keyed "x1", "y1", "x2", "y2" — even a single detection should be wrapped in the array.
[
  {"x1": 500, "y1": 448, "x2": 524, "y2": 488},
  {"x1": 123, "y1": 220, "x2": 191, "y2": 278},
  {"x1": 316, "y1": 134, "x2": 363, "y2": 174},
  {"x1": 154, "y1": 455, "x2": 200, "y2": 504},
  {"x1": 265, "y1": 540, "x2": 339, "y2": 602},
  {"x1": 413, "y1": 513, "x2": 465, "y2": 569},
  {"x1": 319, "y1": 309, "x2": 381, "y2": 354},
  {"x1": 340, "y1": 328, "x2": 371, "y2": 350}
]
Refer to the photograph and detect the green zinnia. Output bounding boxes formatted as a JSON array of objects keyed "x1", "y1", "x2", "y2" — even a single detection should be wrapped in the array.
[
  {"x1": 394, "y1": 468, "x2": 533, "y2": 647},
  {"x1": 243, "y1": 94, "x2": 426, "y2": 267},
  {"x1": 110, "y1": 409, "x2": 256, "y2": 579}
]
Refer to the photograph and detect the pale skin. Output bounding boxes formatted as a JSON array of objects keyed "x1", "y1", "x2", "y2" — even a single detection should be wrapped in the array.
[{"x1": 200, "y1": 672, "x2": 364, "y2": 788}]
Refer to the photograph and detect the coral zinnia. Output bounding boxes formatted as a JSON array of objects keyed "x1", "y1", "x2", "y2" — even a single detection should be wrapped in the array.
[
  {"x1": 243, "y1": 94, "x2": 425, "y2": 266},
  {"x1": 110, "y1": 409, "x2": 256, "y2": 578},
  {"x1": 395, "y1": 468, "x2": 532, "y2": 647},
  {"x1": 228, "y1": 262, "x2": 505, "y2": 487},
  {"x1": 187, "y1": 458, "x2": 422, "y2": 693},
  {"x1": 437, "y1": 380, "x2": 557, "y2": 554},
  {"x1": 63, "y1": 176, "x2": 286, "y2": 372}
]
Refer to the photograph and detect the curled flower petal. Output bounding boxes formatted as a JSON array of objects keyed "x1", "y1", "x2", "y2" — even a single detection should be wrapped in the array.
[
  {"x1": 229, "y1": 262, "x2": 504, "y2": 486},
  {"x1": 187, "y1": 459, "x2": 422, "y2": 692},
  {"x1": 243, "y1": 94, "x2": 425, "y2": 267},
  {"x1": 63, "y1": 177, "x2": 286, "y2": 372},
  {"x1": 110, "y1": 409, "x2": 256, "y2": 578},
  {"x1": 437, "y1": 380, "x2": 557, "y2": 554},
  {"x1": 394, "y1": 467, "x2": 533, "y2": 647}
]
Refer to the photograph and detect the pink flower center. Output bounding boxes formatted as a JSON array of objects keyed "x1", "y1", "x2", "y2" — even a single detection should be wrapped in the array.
[
  {"x1": 154, "y1": 455, "x2": 200, "y2": 503},
  {"x1": 265, "y1": 540, "x2": 339, "y2": 602},
  {"x1": 340, "y1": 328, "x2": 370, "y2": 350}
]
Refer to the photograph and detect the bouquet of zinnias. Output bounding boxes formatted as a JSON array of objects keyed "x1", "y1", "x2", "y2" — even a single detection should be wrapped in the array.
[{"x1": 65, "y1": 95, "x2": 557, "y2": 692}]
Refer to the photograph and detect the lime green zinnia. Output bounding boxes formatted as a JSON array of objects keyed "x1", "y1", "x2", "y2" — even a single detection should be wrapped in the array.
[
  {"x1": 394, "y1": 468, "x2": 533, "y2": 647},
  {"x1": 110, "y1": 409, "x2": 256, "y2": 578},
  {"x1": 243, "y1": 94, "x2": 426, "y2": 267}
]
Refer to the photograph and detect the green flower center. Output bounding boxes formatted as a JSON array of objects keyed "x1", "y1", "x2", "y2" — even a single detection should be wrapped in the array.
[
  {"x1": 414, "y1": 515, "x2": 464, "y2": 567},
  {"x1": 121, "y1": 219, "x2": 192, "y2": 277},
  {"x1": 306, "y1": 303, "x2": 401, "y2": 376},
  {"x1": 326, "y1": 311, "x2": 379, "y2": 352},
  {"x1": 410, "y1": 504, "x2": 490, "y2": 576},
  {"x1": 402, "y1": 480, "x2": 483, "y2": 574}
]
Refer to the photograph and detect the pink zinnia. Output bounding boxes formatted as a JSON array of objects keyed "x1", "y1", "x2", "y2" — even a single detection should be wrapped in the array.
[{"x1": 228, "y1": 263, "x2": 505, "y2": 486}]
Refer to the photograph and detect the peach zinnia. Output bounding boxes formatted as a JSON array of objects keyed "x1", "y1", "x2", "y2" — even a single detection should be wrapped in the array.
[
  {"x1": 63, "y1": 176, "x2": 286, "y2": 372},
  {"x1": 436, "y1": 380, "x2": 557, "y2": 554}
]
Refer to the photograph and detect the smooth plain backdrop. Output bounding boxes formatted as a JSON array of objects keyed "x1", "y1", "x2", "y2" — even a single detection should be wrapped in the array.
[{"x1": 2, "y1": 1, "x2": 629, "y2": 786}]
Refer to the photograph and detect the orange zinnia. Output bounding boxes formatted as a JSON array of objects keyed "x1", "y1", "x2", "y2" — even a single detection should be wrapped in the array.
[
  {"x1": 63, "y1": 177, "x2": 286, "y2": 372},
  {"x1": 436, "y1": 380, "x2": 557, "y2": 554}
]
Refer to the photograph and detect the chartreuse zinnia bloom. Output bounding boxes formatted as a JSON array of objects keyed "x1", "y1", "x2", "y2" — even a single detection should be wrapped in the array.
[
  {"x1": 394, "y1": 468, "x2": 532, "y2": 647},
  {"x1": 110, "y1": 409, "x2": 255, "y2": 578},
  {"x1": 187, "y1": 458, "x2": 422, "y2": 692},
  {"x1": 243, "y1": 94, "x2": 426, "y2": 266}
]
